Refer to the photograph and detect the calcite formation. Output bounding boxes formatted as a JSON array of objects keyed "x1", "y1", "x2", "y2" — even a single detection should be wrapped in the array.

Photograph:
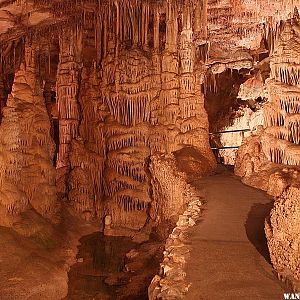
[
  {"x1": 1, "y1": 0, "x2": 300, "y2": 294},
  {"x1": 0, "y1": 45, "x2": 59, "y2": 233},
  {"x1": 68, "y1": 66, "x2": 106, "y2": 220},
  {"x1": 236, "y1": 13, "x2": 300, "y2": 184},
  {"x1": 0, "y1": 76, "x2": 9, "y2": 123},
  {"x1": 96, "y1": 0, "x2": 215, "y2": 234},
  {"x1": 149, "y1": 154, "x2": 195, "y2": 237},
  {"x1": 102, "y1": 43, "x2": 154, "y2": 233},
  {"x1": 265, "y1": 187, "x2": 300, "y2": 290},
  {"x1": 264, "y1": 18, "x2": 300, "y2": 167},
  {"x1": 237, "y1": 17, "x2": 299, "y2": 179},
  {"x1": 56, "y1": 27, "x2": 82, "y2": 197},
  {"x1": 235, "y1": 12, "x2": 300, "y2": 290},
  {"x1": 0, "y1": 0, "x2": 220, "y2": 239}
]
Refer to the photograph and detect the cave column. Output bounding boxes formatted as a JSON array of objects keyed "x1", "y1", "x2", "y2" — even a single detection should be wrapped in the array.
[
  {"x1": 56, "y1": 27, "x2": 82, "y2": 197},
  {"x1": 165, "y1": 0, "x2": 178, "y2": 53},
  {"x1": 179, "y1": 0, "x2": 197, "y2": 139},
  {"x1": 43, "y1": 80, "x2": 55, "y2": 139},
  {"x1": 262, "y1": 16, "x2": 300, "y2": 166},
  {"x1": 142, "y1": 2, "x2": 149, "y2": 50},
  {"x1": 194, "y1": 0, "x2": 208, "y2": 39},
  {"x1": 0, "y1": 78, "x2": 6, "y2": 123},
  {"x1": 158, "y1": 0, "x2": 180, "y2": 153},
  {"x1": 150, "y1": 8, "x2": 162, "y2": 127},
  {"x1": 178, "y1": 0, "x2": 216, "y2": 165},
  {"x1": 67, "y1": 65, "x2": 107, "y2": 220}
]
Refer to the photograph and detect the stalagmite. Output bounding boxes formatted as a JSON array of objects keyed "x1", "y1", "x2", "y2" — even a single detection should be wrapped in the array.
[{"x1": 0, "y1": 44, "x2": 59, "y2": 233}]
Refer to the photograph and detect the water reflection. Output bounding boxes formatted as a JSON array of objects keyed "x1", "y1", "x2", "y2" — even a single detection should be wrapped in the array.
[{"x1": 66, "y1": 232, "x2": 137, "y2": 299}]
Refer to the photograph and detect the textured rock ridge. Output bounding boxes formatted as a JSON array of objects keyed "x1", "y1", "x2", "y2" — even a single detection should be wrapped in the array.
[
  {"x1": 0, "y1": 45, "x2": 59, "y2": 235},
  {"x1": 235, "y1": 12, "x2": 300, "y2": 290}
]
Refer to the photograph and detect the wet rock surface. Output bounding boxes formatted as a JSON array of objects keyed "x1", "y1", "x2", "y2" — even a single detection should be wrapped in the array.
[{"x1": 66, "y1": 232, "x2": 163, "y2": 300}]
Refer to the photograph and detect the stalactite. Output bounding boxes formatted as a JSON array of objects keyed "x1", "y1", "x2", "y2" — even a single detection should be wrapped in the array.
[
  {"x1": 56, "y1": 27, "x2": 82, "y2": 196},
  {"x1": 0, "y1": 0, "x2": 220, "y2": 234}
]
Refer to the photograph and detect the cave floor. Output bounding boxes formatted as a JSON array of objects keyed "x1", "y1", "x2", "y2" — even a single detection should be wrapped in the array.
[{"x1": 185, "y1": 166, "x2": 284, "y2": 300}]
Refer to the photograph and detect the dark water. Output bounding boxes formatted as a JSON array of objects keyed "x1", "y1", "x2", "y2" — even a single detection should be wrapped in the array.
[{"x1": 66, "y1": 232, "x2": 161, "y2": 300}]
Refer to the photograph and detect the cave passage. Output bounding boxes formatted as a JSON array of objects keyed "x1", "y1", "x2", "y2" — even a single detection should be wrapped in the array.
[
  {"x1": 185, "y1": 167, "x2": 284, "y2": 299},
  {"x1": 0, "y1": 0, "x2": 300, "y2": 299}
]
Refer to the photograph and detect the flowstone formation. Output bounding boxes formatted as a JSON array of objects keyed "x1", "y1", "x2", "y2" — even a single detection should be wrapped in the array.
[
  {"x1": 0, "y1": 46, "x2": 59, "y2": 235},
  {"x1": 102, "y1": 44, "x2": 155, "y2": 234},
  {"x1": 236, "y1": 12, "x2": 300, "y2": 185},
  {"x1": 149, "y1": 154, "x2": 195, "y2": 238},
  {"x1": 95, "y1": 0, "x2": 216, "y2": 235},
  {"x1": 1, "y1": 0, "x2": 300, "y2": 241},
  {"x1": 235, "y1": 13, "x2": 300, "y2": 290},
  {"x1": 0, "y1": 0, "x2": 217, "y2": 239}
]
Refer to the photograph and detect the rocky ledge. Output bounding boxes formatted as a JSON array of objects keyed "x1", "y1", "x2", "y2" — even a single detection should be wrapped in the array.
[{"x1": 148, "y1": 192, "x2": 204, "y2": 300}]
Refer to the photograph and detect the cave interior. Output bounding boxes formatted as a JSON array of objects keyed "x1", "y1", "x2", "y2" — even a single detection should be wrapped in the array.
[{"x1": 0, "y1": 0, "x2": 300, "y2": 299}]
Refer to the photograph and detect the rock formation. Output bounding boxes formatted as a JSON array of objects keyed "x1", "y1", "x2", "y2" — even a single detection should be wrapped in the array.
[
  {"x1": 1, "y1": 0, "x2": 300, "y2": 296},
  {"x1": 0, "y1": 44, "x2": 59, "y2": 235},
  {"x1": 235, "y1": 12, "x2": 300, "y2": 290},
  {"x1": 56, "y1": 27, "x2": 82, "y2": 197},
  {"x1": 265, "y1": 186, "x2": 300, "y2": 290},
  {"x1": 0, "y1": 1, "x2": 218, "y2": 238}
]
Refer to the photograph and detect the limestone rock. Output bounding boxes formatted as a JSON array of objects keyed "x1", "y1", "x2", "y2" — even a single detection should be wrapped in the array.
[{"x1": 265, "y1": 187, "x2": 300, "y2": 290}]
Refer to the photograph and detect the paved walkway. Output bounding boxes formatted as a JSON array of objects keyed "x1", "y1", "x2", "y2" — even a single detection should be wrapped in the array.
[{"x1": 185, "y1": 167, "x2": 284, "y2": 300}]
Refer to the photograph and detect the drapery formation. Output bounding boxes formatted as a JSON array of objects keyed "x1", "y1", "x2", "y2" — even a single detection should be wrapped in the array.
[
  {"x1": 0, "y1": 0, "x2": 218, "y2": 236},
  {"x1": 263, "y1": 16, "x2": 300, "y2": 166},
  {"x1": 3, "y1": 0, "x2": 300, "y2": 235}
]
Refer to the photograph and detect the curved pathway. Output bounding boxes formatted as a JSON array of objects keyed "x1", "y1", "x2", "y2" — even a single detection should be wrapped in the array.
[{"x1": 185, "y1": 167, "x2": 284, "y2": 300}]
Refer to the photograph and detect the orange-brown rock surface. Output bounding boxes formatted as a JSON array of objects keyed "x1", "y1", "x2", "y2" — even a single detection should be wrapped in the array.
[
  {"x1": 0, "y1": 45, "x2": 59, "y2": 236},
  {"x1": 235, "y1": 12, "x2": 300, "y2": 290},
  {"x1": 1, "y1": 0, "x2": 300, "y2": 296}
]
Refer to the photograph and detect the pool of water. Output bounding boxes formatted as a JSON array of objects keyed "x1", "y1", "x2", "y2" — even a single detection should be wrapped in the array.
[{"x1": 65, "y1": 232, "x2": 161, "y2": 300}]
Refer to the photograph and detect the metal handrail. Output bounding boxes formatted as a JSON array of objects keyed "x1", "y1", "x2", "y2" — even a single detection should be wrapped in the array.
[
  {"x1": 209, "y1": 129, "x2": 251, "y2": 135},
  {"x1": 211, "y1": 146, "x2": 240, "y2": 150},
  {"x1": 209, "y1": 129, "x2": 251, "y2": 150}
]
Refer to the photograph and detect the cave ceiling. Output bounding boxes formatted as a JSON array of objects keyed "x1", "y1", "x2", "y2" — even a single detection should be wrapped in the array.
[{"x1": 0, "y1": 0, "x2": 299, "y2": 64}]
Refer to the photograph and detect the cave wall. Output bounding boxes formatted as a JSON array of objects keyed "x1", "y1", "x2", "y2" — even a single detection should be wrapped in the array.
[{"x1": 235, "y1": 13, "x2": 300, "y2": 290}]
